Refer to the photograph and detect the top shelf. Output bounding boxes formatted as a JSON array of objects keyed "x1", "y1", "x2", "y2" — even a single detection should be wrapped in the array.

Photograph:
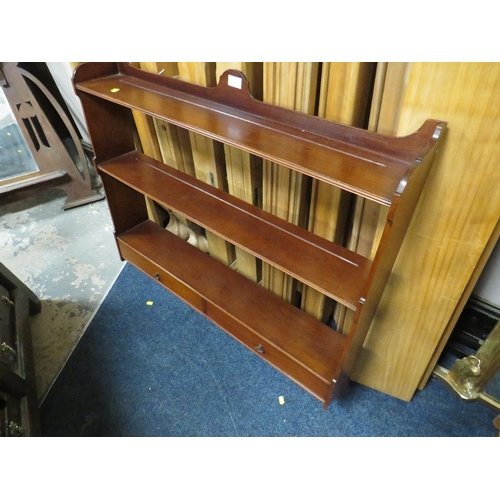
[{"x1": 74, "y1": 63, "x2": 445, "y2": 207}]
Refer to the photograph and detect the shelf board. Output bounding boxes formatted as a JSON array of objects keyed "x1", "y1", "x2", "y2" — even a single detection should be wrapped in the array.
[
  {"x1": 74, "y1": 63, "x2": 433, "y2": 206},
  {"x1": 117, "y1": 220, "x2": 348, "y2": 400},
  {"x1": 100, "y1": 151, "x2": 371, "y2": 310}
]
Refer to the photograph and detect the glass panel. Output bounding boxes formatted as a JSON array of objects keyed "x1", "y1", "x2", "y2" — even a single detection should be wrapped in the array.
[{"x1": 0, "y1": 87, "x2": 39, "y2": 182}]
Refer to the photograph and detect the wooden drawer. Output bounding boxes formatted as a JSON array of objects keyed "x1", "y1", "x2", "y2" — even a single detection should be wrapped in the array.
[
  {"x1": 117, "y1": 235, "x2": 205, "y2": 313},
  {"x1": 206, "y1": 302, "x2": 333, "y2": 404}
]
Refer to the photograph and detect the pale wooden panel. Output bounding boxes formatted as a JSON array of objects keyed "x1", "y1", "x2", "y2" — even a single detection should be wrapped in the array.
[
  {"x1": 131, "y1": 109, "x2": 162, "y2": 160},
  {"x1": 216, "y1": 62, "x2": 263, "y2": 281},
  {"x1": 302, "y1": 62, "x2": 375, "y2": 323},
  {"x1": 375, "y1": 62, "x2": 412, "y2": 136},
  {"x1": 261, "y1": 62, "x2": 318, "y2": 303},
  {"x1": 418, "y1": 217, "x2": 500, "y2": 389},
  {"x1": 140, "y1": 63, "x2": 196, "y2": 178},
  {"x1": 129, "y1": 63, "x2": 164, "y2": 223},
  {"x1": 358, "y1": 63, "x2": 412, "y2": 260},
  {"x1": 352, "y1": 62, "x2": 500, "y2": 401},
  {"x1": 334, "y1": 63, "x2": 411, "y2": 334},
  {"x1": 177, "y1": 62, "x2": 235, "y2": 266},
  {"x1": 137, "y1": 62, "x2": 204, "y2": 240},
  {"x1": 153, "y1": 119, "x2": 195, "y2": 177},
  {"x1": 319, "y1": 62, "x2": 374, "y2": 125}
]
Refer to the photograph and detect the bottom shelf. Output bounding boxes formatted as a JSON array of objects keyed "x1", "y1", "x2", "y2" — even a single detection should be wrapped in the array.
[{"x1": 117, "y1": 220, "x2": 348, "y2": 405}]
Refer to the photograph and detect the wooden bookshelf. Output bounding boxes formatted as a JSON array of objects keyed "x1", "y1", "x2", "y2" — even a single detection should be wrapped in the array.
[{"x1": 73, "y1": 62, "x2": 445, "y2": 407}]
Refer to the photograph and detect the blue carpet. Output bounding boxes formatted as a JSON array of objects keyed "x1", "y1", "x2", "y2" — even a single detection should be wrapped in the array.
[{"x1": 40, "y1": 263, "x2": 499, "y2": 437}]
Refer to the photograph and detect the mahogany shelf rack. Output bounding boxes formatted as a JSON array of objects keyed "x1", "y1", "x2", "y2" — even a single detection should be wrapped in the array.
[{"x1": 73, "y1": 62, "x2": 446, "y2": 408}]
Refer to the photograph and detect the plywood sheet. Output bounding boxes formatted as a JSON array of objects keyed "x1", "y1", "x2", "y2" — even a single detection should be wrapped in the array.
[
  {"x1": 333, "y1": 63, "x2": 409, "y2": 333},
  {"x1": 216, "y1": 63, "x2": 263, "y2": 281},
  {"x1": 177, "y1": 62, "x2": 234, "y2": 266},
  {"x1": 302, "y1": 63, "x2": 375, "y2": 323},
  {"x1": 261, "y1": 62, "x2": 318, "y2": 303},
  {"x1": 352, "y1": 63, "x2": 500, "y2": 401}
]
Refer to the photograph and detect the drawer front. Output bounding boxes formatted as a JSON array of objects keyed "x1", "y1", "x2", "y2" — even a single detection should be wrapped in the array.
[
  {"x1": 118, "y1": 239, "x2": 205, "y2": 313},
  {"x1": 206, "y1": 302, "x2": 333, "y2": 404}
]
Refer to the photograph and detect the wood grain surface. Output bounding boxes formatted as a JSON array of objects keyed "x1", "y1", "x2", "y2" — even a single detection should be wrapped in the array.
[
  {"x1": 177, "y1": 62, "x2": 234, "y2": 266},
  {"x1": 302, "y1": 63, "x2": 374, "y2": 323},
  {"x1": 216, "y1": 63, "x2": 263, "y2": 281},
  {"x1": 261, "y1": 62, "x2": 318, "y2": 303},
  {"x1": 352, "y1": 63, "x2": 500, "y2": 400}
]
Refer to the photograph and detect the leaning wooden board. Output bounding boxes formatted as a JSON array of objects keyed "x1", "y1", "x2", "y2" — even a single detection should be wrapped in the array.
[
  {"x1": 216, "y1": 62, "x2": 263, "y2": 282},
  {"x1": 333, "y1": 63, "x2": 411, "y2": 334},
  {"x1": 177, "y1": 62, "x2": 235, "y2": 266},
  {"x1": 351, "y1": 62, "x2": 500, "y2": 401},
  {"x1": 301, "y1": 62, "x2": 375, "y2": 324},
  {"x1": 261, "y1": 62, "x2": 318, "y2": 304}
]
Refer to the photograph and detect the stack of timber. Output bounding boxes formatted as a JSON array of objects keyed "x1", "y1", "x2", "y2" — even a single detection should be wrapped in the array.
[
  {"x1": 175, "y1": 63, "x2": 234, "y2": 266},
  {"x1": 301, "y1": 63, "x2": 376, "y2": 327},
  {"x1": 134, "y1": 62, "x2": 265, "y2": 279},
  {"x1": 261, "y1": 63, "x2": 319, "y2": 305},
  {"x1": 327, "y1": 63, "x2": 411, "y2": 334},
  {"x1": 132, "y1": 64, "x2": 188, "y2": 213},
  {"x1": 132, "y1": 63, "x2": 204, "y2": 247},
  {"x1": 215, "y1": 63, "x2": 263, "y2": 282}
]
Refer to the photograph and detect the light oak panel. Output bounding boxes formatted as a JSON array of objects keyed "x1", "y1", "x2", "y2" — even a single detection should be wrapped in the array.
[
  {"x1": 352, "y1": 62, "x2": 500, "y2": 401},
  {"x1": 216, "y1": 63, "x2": 263, "y2": 282},
  {"x1": 135, "y1": 62, "x2": 195, "y2": 228},
  {"x1": 177, "y1": 62, "x2": 235, "y2": 266},
  {"x1": 302, "y1": 62, "x2": 375, "y2": 323},
  {"x1": 418, "y1": 217, "x2": 500, "y2": 389},
  {"x1": 261, "y1": 62, "x2": 318, "y2": 303},
  {"x1": 130, "y1": 63, "x2": 164, "y2": 223},
  {"x1": 334, "y1": 63, "x2": 411, "y2": 334}
]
